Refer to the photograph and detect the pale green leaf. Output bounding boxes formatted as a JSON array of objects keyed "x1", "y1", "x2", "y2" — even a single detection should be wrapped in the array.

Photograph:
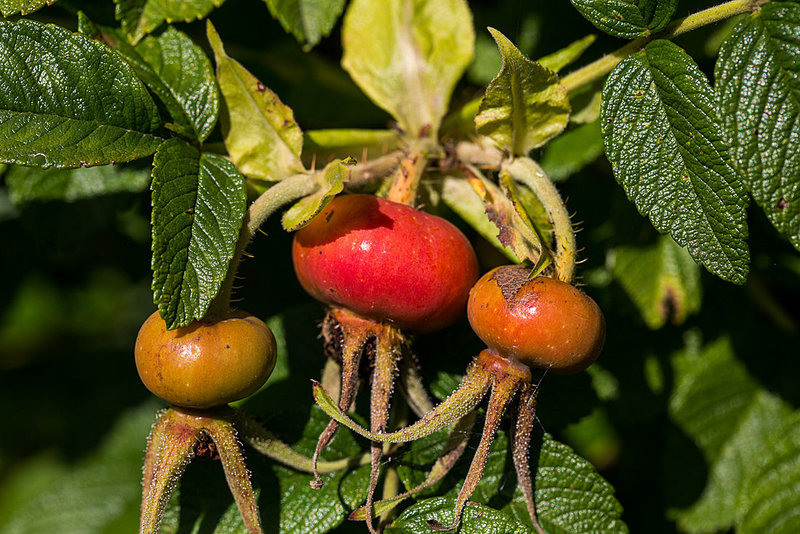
[
  {"x1": 570, "y1": 0, "x2": 677, "y2": 39},
  {"x1": 150, "y1": 138, "x2": 247, "y2": 329},
  {"x1": 5, "y1": 164, "x2": 150, "y2": 205},
  {"x1": 739, "y1": 413, "x2": 800, "y2": 534},
  {"x1": 669, "y1": 335, "x2": 793, "y2": 533},
  {"x1": 0, "y1": 20, "x2": 162, "y2": 168},
  {"x1": 716, "y1": 2, "x2": 800, "y2": 251},
  {"x1": 475, "y1": 29, "x2": 570, "y2": 156},
  {"x1": 207, "y1": 21, "x2": 305, "y2": 181},
  {"x1": 262, "y1": 0, "x2": 345, "y2": 49},
  {"x1": 1, "y1": 402, "x2": 159, "y2": 534},
  {"x1": 341, "y1": 0, "x2": 474, "y2": 138},
  {"x1": 115, "y1": 0, "x2": 225, "y2": 44},
  {"x1": 303, "y1": 128, "x2": 401, "y2": 162},
  {"x1": 281, "y1": 158, "x2": 350, "y2": 231},
  {"x1": 440, "y1": 175, "x2": 519, "y2": 262},
  {"x1": 601, "y1": 39, "x2": 750, "y2": 284},
  {"x1": 538, "y1": 34, "x2": 596, "y2": 73},
  {"x1": 612, "y1": 235, "x2": 701, "y2": 329}
]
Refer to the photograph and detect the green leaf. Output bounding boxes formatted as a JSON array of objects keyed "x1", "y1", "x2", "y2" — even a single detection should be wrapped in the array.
[
  {"x1": 570, "y1": 0, "x2": 677, "y2": 39},
  {"x1": 538, "y1": 34, "x2": 596, "y2": 73},
  {"x1": 0, "y1": 0, "x2": 55, "y2": 16},
  {"x1": 207, "y1": 21, "x2": 305, "y2": 181},
  {"x1": 341, "y1": 0, "x2": 474, "y2": 138},
  {"x1": 669, "y1": 335, "x2": 793, "y2": 533},
  {"x1": 611, "y1": 234, "x2": 701, "y2": 329},
  {"x1": 601, "y1": 39, "x2": 750, "y2": 284},
  {"x1": 1, "y1": 402, "x2": 159, "y2": 534},
  {"x1": 738, "y1": 413, "x2": 800, "y2": 534},
  {"x1": 716, "y1": 2, "x2": 800, "y2": 252},
  {"x1": 5, "y1": 165, "x2": 150, "y2": 206},
  {"x1": 115, "y1": 0, "x2": 225, "y2": 44},
  {"x1": 106, "y1": 26, "x2": 219, "y2": 142},
  {"x1": 394, "y1": 431, "x2": 627, "y2": 533},
  {"x1": 0, "y1": 20, "x2": 162, "y2": 169},
  {"x1": 475, "y1": 29, "x2": 570, "y2": 156},
  {"x1": 303, "y1": 128, "x2": 402, "y2": 162},
  {"x1": 389, "y1": 497, "x2": 532, "y2": 534},
  {"x1": 150, "y1": 138, "x2": 247, "y2": 329},
  {"x1": 281, "y1": 158, "x2": 349, "y2": 231},
  {"x1": 262, "y1": 0, "x2": 346, "y2": 49},
  {"x1": 539, "y1": 120, "x2": 603, "y2": 181}
]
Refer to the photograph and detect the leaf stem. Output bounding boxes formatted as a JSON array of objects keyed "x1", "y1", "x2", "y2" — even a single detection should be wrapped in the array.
[
  {"x1": 560, "y1": 0, "x2": 763, "y2": 94},
  {"x1": 504, "y1": 157, "x2": 576, "y2": 283},
  {"x1": 209, "y1": 173, "x2": 315, "y2": 316}
]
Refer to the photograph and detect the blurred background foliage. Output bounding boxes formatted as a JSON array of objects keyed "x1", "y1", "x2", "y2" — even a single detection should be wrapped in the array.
[{"x1": 1, "y1": 1, "x2": 799, "y2": 533}]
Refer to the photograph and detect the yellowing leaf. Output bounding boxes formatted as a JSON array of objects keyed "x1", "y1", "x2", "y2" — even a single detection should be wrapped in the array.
[
  {"x1": 207, "y1": 21, "x2": 304, "y2": 181},
  {"x1": 341, "y1": 0, "x2": 474, "y2": 139}
]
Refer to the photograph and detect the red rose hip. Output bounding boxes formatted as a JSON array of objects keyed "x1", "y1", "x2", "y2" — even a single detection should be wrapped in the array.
[{"x1": 292, "y1": 194, "x2": 479, "y2": 333}]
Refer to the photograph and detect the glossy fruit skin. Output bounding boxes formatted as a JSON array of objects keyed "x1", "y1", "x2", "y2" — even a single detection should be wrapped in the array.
[
  {"x1": 468, "y1": 265, "x2": 605, "y2": 374},
  {"x1": 135, "y1": 310, "x2": 277, "y2": 409},
  {"x1": 292, "y1": 194, "x2": 479, "y2": 333}
]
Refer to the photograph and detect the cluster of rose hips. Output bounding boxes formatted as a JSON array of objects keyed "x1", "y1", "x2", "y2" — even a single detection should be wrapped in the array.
[{"x1": 134, "y1": 191, "x2": 605, "y2": 533}]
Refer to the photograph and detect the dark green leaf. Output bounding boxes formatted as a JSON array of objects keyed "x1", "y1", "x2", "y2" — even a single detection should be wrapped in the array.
[
  {"x1": 611, "y1": 234, "x2": 701, "y2": 329},
  {"x1": 263, "y1": 0, "x2": 346, "y2": 49},
  {"x1": 0, "y1": 0, "x2": 55, "y2": 16},
  {"x1": 107, "y1": 26, "x2": 219, "y2": 142},
  {"x1": 476, "y1": 28, "x2": 570, "y2": 155},
  {"x1": 739, "y1": 413, "x2": 800, "y2": 534},
  {"x1": 669, "y1": 335, "x2": 793, "y2": 532},
  {"x1": 115, "y1": 0, "x2": 225, "y2": 44},
  {"x1": 150, "y1": 138, "x2": 247, "y2": 329},
  {"x1": 389, "y1": 497, "x2": 532, "y2": 534},
  {"x1": 570, "y1": 0, "x2": 677, "y2": 39},
  {"x1": 5, "y1": 165, "x2": 150, "y2": 206},
  {"x1": 716, "y1": 2, "x2": 800, "y2": 252},
  {"x1": 601, "y1": 39, "x2": 750, "y2": 284},
  {"x1": 395, "y1": 429, "x2": 627, "y2": 533},
  {"x1": 1, "y1": 402, "x2": 159, "y2": 534},
  {"x1": 0, "y1": 20, "x2": 162, "y2": 169},
  {"x1": 539, "y1": 120, "x2": 603, "y2": 181}
]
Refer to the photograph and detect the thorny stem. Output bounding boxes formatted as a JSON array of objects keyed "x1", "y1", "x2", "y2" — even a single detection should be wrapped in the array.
[
  {"x1": 209, "y1": 173, "x2": 316, "y2": 317},
  {"x1": 512, "y1": 385, "x2": 546, "y2": 534},
  {"x1": 426, "y1": 370, "x2": 522, "y2": 532},
  {"x1": 503, "y1": 157, "x2": 576, "y2": 283},
  {"x1": 311, "y1": 310, "x2": 372, "y2": 488},
  {"x1": 365, "y1": 332, "x2": 403, "y2": 534},
  {"x1": 235, "y1": 411, "x2": 373, "y2": 473},
  {"x1": 349, "y1": 412, "x2": 477, "y2": 521},
  {"x1": 560, "y1": 0, "x2": 766, "y2": 94},
  {"x1": 313, "y1": 360, "x2": 492, "y2": 444}
]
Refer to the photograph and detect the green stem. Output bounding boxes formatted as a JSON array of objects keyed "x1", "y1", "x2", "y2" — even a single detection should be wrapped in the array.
[
  {"x1": 504, "y1": 157, "x2": 576, "y2": 283},
  {"x1": 560, "y1": 0, "x2": 765, "y2": 94},
  {"x1": 209, "y1": 173, "x2": 315, "y2": 316},
  {"x1": 236, "y1": 411, "x2": 372, "y2": 474}
]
